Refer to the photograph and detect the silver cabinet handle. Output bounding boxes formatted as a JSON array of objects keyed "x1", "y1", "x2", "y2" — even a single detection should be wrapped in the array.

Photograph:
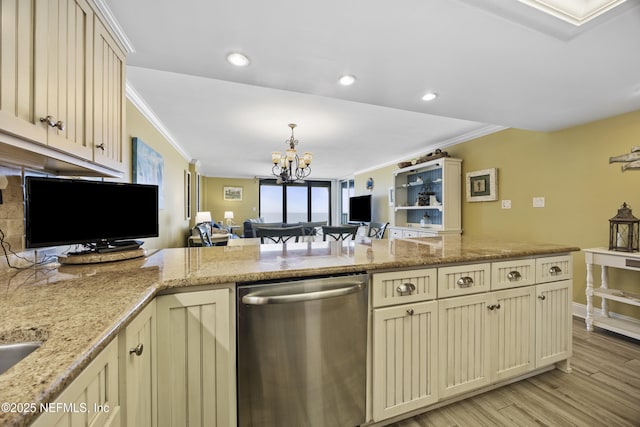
[
  {"x1": 456, "y1": 276, "x2": 474, "y2": 288},
  {"x1": 406, "y1": 308, "x2": 414, "y2": 316},
  {"x1": 538, "y1": 294, "x2": 546, "y2": 300},
  {"x1": 549, "y1": 266, "x2": 562, "y2": 275},
  {"x1": 40, "y1": 115, "x2": 65, "y2": 131},
  {"x1": 96, "y1": 143, "x2": 105, "y2": 151},
  {"x1": 396, "y1": 282, "x2": 416, "y2": 296},
  {"x1": 507, "y1": 271, "x2": 522, "y2": 281},
  {"x1": 129, "y1": 343, "x2": 144, "y2": 356},
  {"x1": 242, "y1": 282, "x2": 365, "y2": 305},
  {"x1": 487, "y1": 303, "x2": 501, "y2": 310}
]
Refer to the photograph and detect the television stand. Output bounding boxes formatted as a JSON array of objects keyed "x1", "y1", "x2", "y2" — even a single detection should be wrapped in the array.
[{"x1": 58, "y1": 246, "x2": 146, "y2": 265}]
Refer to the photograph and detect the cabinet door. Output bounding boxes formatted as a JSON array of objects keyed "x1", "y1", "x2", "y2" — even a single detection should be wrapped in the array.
[
  {"x1": 123, "y1": 300, "x2": 156, "y2": 427},
  {"x1": 43, "y1": 0, "x2": 93, "y2": 160},
  {"x1": 491, "y1": 287, "x2": 535, "y2": 382},
  {"x1": 157, "y1": 289, "x2": 234, "y2": 427},
  {"x1": 31, "y1": 339, "x2": 121, "y2": 427},
  {"x1": 372, "y1": 301, "x2": 438, "y2": 421},
  {"x1": 93, "y1": 18, "x2": 125, "y2": 171},
  {"x1": 438, "y1": 293, "x2": 490, "y2": 399},
  {"x1": 536, "y1": 280, "x2": 572, "y2": 367},
  {"x1": 0, "y1": 0, "x2": 47, "y2": 144}
]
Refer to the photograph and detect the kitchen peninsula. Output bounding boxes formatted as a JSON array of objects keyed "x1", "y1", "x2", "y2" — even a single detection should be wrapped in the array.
[{"x1": 0, "y1": 236, "x2": 579, "y2": 427}]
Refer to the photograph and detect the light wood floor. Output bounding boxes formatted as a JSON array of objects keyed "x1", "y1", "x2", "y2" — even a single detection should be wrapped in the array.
[{"x1": 388, "y1": 317, "x2": 640, "y2": 427}]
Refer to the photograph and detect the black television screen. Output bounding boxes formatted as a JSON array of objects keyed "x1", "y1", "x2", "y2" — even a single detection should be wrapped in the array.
[
  {"x1": 349, "y1": 195, "x2": 372, "y2": 223},
  {"x1": 25, "y1": 177, "x2": 159, "y2": 248}
]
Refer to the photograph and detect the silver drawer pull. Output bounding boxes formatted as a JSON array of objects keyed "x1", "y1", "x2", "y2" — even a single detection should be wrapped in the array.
[
  {"x1": 456, "y1": 276, "x2": 474, "y2": 288},
  {"x1": 549, "y1": 266, "x2": 562, "y2": 275},
  {"x1": 406, "y1": 308, "x2": 414, "y2": 316},
  {"x1": 538, "y1": 295, "x2": 546, "y2": 301},
  {"x1": 129, "y1": 343, "x2": 144, "y2": 356},
  {"x1": 396, "y1": 282, "x2": 416, "y2": 296},
  {"x1": 507, "y1": 271, "x2": 522, "y2": 281}
]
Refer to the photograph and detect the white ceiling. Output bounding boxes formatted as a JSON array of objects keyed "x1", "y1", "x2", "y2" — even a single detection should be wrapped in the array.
[{"x1": 103, "y1": 0, "x2": 640, "y2": 179}]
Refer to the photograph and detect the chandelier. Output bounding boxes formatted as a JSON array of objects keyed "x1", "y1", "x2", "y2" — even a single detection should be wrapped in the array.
[{"x1": 271, "y1": 123, "x2": 312, "y2": 184}]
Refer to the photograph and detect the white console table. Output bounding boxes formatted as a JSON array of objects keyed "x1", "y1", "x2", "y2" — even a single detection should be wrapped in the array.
[{"x1": 584, "y1": 248, "x2": 640, "y2": 339}]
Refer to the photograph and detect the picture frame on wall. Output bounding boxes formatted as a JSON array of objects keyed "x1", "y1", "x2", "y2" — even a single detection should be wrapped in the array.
[
  {"x1": 132, "y1": 137, "x2": 164, "y2": 208},
  {"x1": 466, "y1": 168, "x2": 498, "y2": 202},
  {"x1": 224, "y1": 186, "x2": 243, "y2": 201}
]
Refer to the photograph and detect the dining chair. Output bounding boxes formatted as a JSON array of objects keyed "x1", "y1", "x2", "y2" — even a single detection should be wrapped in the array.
[
  {"x1": 367, "y1": 222, "x2": 389, "y2": 239},
  {"x1": 194, "y1": 223, "x2": 213, "y2": 247},
  {"x1": 322, "y1": 225, "x2": 359, "y2": 241},
  {"x1": 298, "y1": 221, "x2": 328, "y2": 236},
  {"x1": 255, "y1": 226, "x2": 304, "y2": 244}
]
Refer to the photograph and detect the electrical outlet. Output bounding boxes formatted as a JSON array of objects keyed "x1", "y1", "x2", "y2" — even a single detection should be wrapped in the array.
[
  {"x1": 533, "y1": 197, "x2": 545, "y2": 208},
  {"x1": 501, "y1": 200, "x2": 511, "y2": 209}
]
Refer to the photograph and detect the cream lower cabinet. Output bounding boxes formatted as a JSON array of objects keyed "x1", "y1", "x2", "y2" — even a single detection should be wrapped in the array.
[
  {"x1": 372, "y1": 300, "x2": 438, "y2": 421},
  {"x1": 121, "y1": 300, "x2": 156, "y2": 427},
  {"x1": 438, "y1": 284, "x2": 536, "y2": 399},
  {"x1": 31, "y1": 339, "x2": 121, "y2": 427},
  {"x1": 156, "y1": 288, "x2": 235, "y2": 427},
  {"x1": 536, "y1": 280, "x2": 572, "y2": 367}
]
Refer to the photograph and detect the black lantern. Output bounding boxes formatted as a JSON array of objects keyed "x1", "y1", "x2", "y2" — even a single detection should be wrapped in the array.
[{"x1": 609, "y1": 202, "x2": 640, "y2": 252}]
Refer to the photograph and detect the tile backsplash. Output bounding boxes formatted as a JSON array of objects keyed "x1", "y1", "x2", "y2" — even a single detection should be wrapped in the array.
[{"x1": 0, "y1": 165, "x2": 47, "y2": 273}]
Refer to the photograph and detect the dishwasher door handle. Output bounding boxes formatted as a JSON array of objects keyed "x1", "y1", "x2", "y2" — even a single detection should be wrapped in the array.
[{"x1": 242, "y1": 281, "x2": 365, "y2": 305}]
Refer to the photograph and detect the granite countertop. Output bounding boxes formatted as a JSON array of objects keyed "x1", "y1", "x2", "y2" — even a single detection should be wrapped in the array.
[{"x1": 0, "y1": 236, "x2": 579, "y2": 426}]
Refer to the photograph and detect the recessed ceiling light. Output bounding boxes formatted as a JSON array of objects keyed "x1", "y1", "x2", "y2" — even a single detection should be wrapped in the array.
[
  {"x1": 422, "y1": 92, "x2": 438, "y2": 101},
  {"x1": 339, "y1": 75, "x2": 356, "y2": 86},
  {"x1": 227, "y1": 52, "x2": 250, "y2": 67}
]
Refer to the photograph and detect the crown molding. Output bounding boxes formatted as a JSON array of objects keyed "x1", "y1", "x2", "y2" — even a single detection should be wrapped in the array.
[
  {"x1": 92, "y1": 0, "x2": 136, "y2": 53},
  {"x1": 126, "y1": 82, "x2": 192, "y2": 162},
  {"x1": 352, "y1": 124, "x2": 507, "y2": 176}
]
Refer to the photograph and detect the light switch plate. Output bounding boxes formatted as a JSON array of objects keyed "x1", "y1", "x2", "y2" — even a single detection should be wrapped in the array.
[
  {"x1": 533, "y1": 197, "x2": 545, "y2": 208},
  {"x1": 501, "y1": 200, "x2": 511, "y2": 209}
]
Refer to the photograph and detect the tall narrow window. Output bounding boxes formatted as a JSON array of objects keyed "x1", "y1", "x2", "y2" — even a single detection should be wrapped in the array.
[{"x1": 339, "y1": 179, "x2": 354, "y2": 224}]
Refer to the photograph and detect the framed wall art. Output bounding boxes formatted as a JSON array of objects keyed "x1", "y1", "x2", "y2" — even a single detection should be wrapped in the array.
[
  {"x1": 224, "y1": 186, "x2": 243, "y2": 201},
  {"x1": 133, "y1": 137, "x2": 164, "y2": 208},
  {"x1": 466, "y1": 168, "x2": 497, "y2": 202}
]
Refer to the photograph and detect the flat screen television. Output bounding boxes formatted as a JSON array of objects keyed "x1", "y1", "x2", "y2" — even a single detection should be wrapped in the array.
[
  {"x1": 25, "y1": 177, "x2": 159, "y2": 250},
  {"x1": 348, "y1": 194, "x2": 372, "y2": 223}
]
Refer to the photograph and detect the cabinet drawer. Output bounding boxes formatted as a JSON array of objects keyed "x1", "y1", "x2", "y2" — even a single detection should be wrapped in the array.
[
  {"x1": 536, "y1": 255, "x2": 572, "y2": 283},
  {"x1": 403, "y1": 230, "x2": 419, "y2": 238},
  {"x1": 437, "y1": 263, "x2": 490, "y2": 298},
  {"x1": 491, "y1": 258, "x2": 536, "y2": 290},
  {"x1": 372, "y1": 268, "x2": 437, "y2": 307},
  {"x1": 389, "y1": 228, "x2": 403, "y2": 239}
]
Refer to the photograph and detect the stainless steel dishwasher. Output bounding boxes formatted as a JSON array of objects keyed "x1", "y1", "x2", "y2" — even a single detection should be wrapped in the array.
[{"x1": 237, "y1": 273, "x2": 368, "y2": 427}]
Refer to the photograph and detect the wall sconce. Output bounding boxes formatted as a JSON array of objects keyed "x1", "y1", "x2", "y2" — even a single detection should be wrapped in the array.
[{"x1": 609, "y1": 202, "x2": 640, "y2": 252}]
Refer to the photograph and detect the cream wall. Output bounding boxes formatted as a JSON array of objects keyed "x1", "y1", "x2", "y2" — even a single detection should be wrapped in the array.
[
  {"x1": 126, "y1": 100, "x2": 191, "y2": 248},
  {"x1": 201, "y1": 177, "x2": 260, "y2": 230},
  {"x1": 358, "y1": 109, "x2": 640, "y2": 319}
]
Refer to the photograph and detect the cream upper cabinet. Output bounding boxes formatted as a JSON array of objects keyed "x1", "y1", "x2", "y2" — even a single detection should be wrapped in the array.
[
  {"x1": 40, "y1": 0, "x2": 94, "y2": 160},
  {"x1": 93, "y1": 18, "x2": 126, "y2": 171},
  {"x1": 122, "y1": 300, "x2": 157, "y2": 427},
  {"x1": 0, "y1": 0, "x2": 47, "y2": 144},
  {"x1": 0, "y1": 0, "x2": 126, "y2": 174}
]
